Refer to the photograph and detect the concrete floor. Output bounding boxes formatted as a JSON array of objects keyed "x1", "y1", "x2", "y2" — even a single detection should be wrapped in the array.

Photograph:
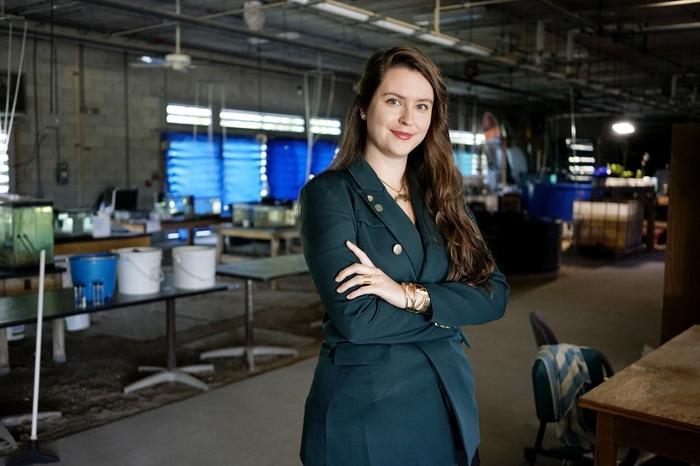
[{"x1": 2, "y1": 250, "x2": 666, "y2": 466}]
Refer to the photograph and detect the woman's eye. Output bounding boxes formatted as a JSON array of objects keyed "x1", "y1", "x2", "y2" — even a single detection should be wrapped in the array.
[
  {"x1": 387, "y1": 98, "x2": 400, "y2": 106},
  {"x1": 417, "y1": 103, "x2": 430, "y2": 111}
]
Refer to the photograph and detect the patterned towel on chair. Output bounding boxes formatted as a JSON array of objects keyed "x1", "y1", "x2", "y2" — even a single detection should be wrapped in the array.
[{"x1": 536, "y1": 344, "x2": 595, "y2": 450}]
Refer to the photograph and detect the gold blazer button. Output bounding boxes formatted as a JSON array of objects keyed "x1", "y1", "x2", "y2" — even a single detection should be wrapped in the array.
[
  {"x1": 367, "y1": 195, "x2": 374, "y2": 202},
  {"x1": 374, "y1": 204, "x2": 383, "y2": 212},
  {"x1": 393, "y1": 244, "x2": 402, "y2": 255}
]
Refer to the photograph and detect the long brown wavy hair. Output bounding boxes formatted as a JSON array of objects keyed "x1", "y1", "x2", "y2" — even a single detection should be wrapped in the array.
[{"x1": 330, "y1": 46, "x2": 495, "y2": 287}]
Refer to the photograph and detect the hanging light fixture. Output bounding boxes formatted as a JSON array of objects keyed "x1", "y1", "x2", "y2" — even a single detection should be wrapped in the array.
[{"x1": 611, "y1": 120, "x2": 636, "y2": 135}]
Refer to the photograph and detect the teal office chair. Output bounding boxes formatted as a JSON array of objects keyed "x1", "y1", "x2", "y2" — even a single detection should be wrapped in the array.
[
  {"x1": 524, "y1": 346, "x2": 607, "y2": 465},
  {"x1": 524, "y1": 312, "x2": 638, "y2": 465}
]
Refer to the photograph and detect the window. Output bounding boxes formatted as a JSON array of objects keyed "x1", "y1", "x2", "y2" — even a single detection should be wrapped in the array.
[
  {"x1": 266, "y1": 138, "x2": 337, "y2": 201},
  {"x1": 164, "y1": 132, "x2": 222, "y2": 208},
  {"x1": 222, "y1": 136, "x2": 266, "y2": 204}
]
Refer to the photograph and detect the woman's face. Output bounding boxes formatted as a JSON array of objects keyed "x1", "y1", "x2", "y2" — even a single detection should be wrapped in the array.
[{"x1": 363, "y1": 66, "x2": 434, "y2": 161}]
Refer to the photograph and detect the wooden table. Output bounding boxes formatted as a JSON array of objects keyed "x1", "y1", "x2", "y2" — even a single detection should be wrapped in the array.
[
  {"x1": 201, "y1": 254, "x2": 308, "y2": 371},
  {"x1": 0, "y1": 276, "x2": 228, "y2": 393},
  {"x1": 54, "y1": 232, "x2": 150, "y2": 255},
  {"x1": 579, "y1": 325, "x2": 700, "y2": 465},
  {"x1": 214, "y1": 224, "x2": 300, "y2": 260}
]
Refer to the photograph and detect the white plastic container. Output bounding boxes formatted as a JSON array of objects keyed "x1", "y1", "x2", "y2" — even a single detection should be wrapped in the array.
[
  {"x1": 114, "y1": 247, "x2": 162, "y2": 295},
  {"x1": 6, "y1": 325, "x2": 25, "y2": 341},
  {"x1": 65, "y1": 314, "x2": 90, "y2": 331},
  {"x1": 172, "y1": 246, "x2": 216, "y2": 290}
]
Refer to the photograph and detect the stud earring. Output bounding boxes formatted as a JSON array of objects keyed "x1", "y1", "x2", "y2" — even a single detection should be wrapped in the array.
[{"x1": 360, "y1": 112, "x2": 366, "y2": 120}]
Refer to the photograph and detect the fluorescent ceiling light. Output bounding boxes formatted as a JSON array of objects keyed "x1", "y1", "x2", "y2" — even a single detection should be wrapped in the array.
[
  {"x1": 309, "y1": 118, "x2": 341, "y2": 128},
  {"x1": 166, "y1": 115, "x2": 212, "y2": 126},
  {"x1": 372, "y1": 18, "x2": 419, "y2": 35},
  {"x1": 612, "y1": 121, "x2": 635, "y2": 135},
  {"x1": 458, "y1": 43, "x2": 491, "y2": 57},
  {"x1": 220, "y1": 110, "x2": 262, "y2": 122},
  {"x1": 569, "y1": 143, "x2": 594, "y2": 152},
  {"x1": 417, "y1": 32, "x2": 458, "y2": 47},
  {"x1": 310, "y1": 125, "x2": 341, "y2": 135},
  {"x1": 568, "y1": 166, "x2": 594, "y2": 174},
  {"x1": 220, "y1": 108, "x2": 305, "y2": 133},
  {"x1": 312, "y1": 1, "x2": 373, "y2": 22},
  {"x1": 565, "y1": 138, "x2": 594, "y2": 152},
  {"x1": 568, "y1": 156, "x2": 596, "y2": 164},
  {"x1": 310, "y1": 118, "x2": 342, "y2": 135},
  {"x1": 639, "y1": 0, "x2": 700, "y2": 7},
  {"x1": 167, "y1": 104, "x2": 211, "y2": 118},
  {"x1": 449, "y1": 130, "x2": 485, "y2": 145},
  {"x1": 166, "y1": 104, "x2": 212, "y2": 126},
  {"x1": 288, "y1": 0, "x2": 309, "y2": 4}
]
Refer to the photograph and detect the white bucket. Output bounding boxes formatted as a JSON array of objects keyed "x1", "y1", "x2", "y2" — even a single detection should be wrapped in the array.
[
  {"x1": 115, "y1": 247, "x2": 163, "y2": 295},
  {"x1": 173, "y1": 246, "x2": 216, "y2": 290},
  {"x1": 65, "y1": 314, "x2": 91, "y2": 332}
]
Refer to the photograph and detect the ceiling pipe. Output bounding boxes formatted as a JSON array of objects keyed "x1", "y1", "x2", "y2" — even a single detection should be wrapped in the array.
[
  {"x1": 2, "y1": 19, "x2": 542, "y2": 108},
  {"x1": 71, "y1": 0, "x2": 694, "y2": 113},
  {"x1": 440, "y1": 0, "x2": 520, "y2": 11},
  {"x1": 607, "y1": 21, "x2": 700, "y2": 34},
  {"x1": 538, "y1": 0, "x2": 696, "y2": 74},
  {"x1": 0, "y1": 21, "x2": 355, "y2": 80},
  {"x1": 288, "y1": 0, "x2": 687, "y2": 112},
  {"x1": 78, "y1": 0, "x2": 370, "y2": 61},
  {"x1": 112, "y1": 1, "x2": 288, "y2": 37}
]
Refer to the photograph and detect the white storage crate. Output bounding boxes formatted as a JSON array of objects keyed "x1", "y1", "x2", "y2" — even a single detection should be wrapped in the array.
[{"x1": 573, "y1": 200, "x2": 643, "y2": 251}]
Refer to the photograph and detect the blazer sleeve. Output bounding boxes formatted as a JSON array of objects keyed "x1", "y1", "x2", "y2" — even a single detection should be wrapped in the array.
[
  {"x1": 422, "y1": 208, "x2": 509, "y2": 328},
  {"x1": 300, "y1": 176, "x2": 458, "y2": 345}
]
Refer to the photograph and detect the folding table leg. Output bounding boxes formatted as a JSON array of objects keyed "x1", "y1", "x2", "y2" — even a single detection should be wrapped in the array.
[{"x1": 0, "y1": 329, "x2": 8, "y2": 375}]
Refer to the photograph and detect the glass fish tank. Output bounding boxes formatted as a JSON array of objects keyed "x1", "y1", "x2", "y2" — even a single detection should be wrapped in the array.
[{"x1": 0, "y1": 195, "x2": 54, "y2": 269}]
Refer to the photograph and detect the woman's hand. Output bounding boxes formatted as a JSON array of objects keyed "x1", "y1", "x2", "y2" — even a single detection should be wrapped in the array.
[{"x1": 335, "y1": 240, "x2": 407, "y2": 309}]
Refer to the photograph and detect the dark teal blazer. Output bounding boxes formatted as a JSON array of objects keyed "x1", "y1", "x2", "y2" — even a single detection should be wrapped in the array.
[{"x1": 299, "y1": 159, "x2": 509, "y2": 466}]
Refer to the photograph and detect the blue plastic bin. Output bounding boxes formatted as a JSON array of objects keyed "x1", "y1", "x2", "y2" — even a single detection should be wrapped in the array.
[
  {"x1": 526, "y1": 182, "x2": 592, "y2": 222},
  {"x1": 69, "y1": 253, "x2": 118, "y2": 301}
]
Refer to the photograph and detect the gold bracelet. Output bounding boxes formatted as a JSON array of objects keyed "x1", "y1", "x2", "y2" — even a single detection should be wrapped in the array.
[
  {"x1": 401, "y1": 282, "x2": 431, "y2": 314},
  {"x1": 414, "y1": 285, "x2": 431, "y2": 313}
]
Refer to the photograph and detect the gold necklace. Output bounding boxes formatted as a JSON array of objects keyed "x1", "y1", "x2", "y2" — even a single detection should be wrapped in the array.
[{"x1": 378, "y1": 177, "x2": 410, "y2": 202}]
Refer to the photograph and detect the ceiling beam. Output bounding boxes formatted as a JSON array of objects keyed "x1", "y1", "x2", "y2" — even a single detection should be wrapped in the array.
[
  {"x1": 77, "y1": 0, "x2": 371, "y2": 61},
  {"x1": 537, "y1": 0, "x2": 697, "y2": 75}
]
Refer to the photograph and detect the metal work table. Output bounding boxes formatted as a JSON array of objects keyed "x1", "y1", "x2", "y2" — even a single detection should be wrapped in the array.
[
  {"x1": 0, "y1": 276, "x2": 228, "y2": 393},
  {"x1": 54, "y1": 232, "x2": 151, "y2": 255},
  {"x1": 214, "y1": 223, "x2": 299, "y2": 260},
  {"x1": 202, "y1": 254, "x2": 309, "y2": 371},
  {"x1": 121, "y1": 214, "x2": 226, "y2": 245}
]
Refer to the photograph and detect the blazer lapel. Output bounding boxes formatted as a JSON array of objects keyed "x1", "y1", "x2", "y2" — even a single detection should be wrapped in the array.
[
  {"x1": 347, "y1": 159, "x2": 424, "y2": 280},
  {"x1": 409, "y1": 177, "x2": 450, "y2": 281}
]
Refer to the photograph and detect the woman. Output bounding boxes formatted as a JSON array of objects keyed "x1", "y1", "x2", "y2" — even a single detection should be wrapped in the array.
[{"x1": 299, "y1": 46, "x2": 509, "y2": 466}]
